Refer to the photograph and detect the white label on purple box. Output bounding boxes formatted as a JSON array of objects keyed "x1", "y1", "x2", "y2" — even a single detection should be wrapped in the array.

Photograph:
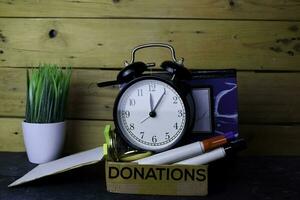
[{"x1": 192, "y1": 88, "x2": 212, "y2": 133}]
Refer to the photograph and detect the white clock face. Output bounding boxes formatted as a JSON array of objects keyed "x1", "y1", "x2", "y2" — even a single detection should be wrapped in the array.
[{"x1": 116, "y1": 78, "x2": 187, "y2": 152}]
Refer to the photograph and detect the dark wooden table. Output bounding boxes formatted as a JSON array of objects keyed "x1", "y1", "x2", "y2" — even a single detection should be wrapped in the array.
[{"x1": 0, "y1": 152, "x2": 299, "y2": 200}]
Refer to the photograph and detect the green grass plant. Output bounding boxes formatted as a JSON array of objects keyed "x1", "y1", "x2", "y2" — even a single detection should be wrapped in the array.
[{"x1": 25, "y1": 64, "x2": 72, "y2": 123}]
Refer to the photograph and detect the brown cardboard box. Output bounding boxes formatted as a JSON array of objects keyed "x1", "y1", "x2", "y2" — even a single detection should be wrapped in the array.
[
  {"x1": 9, "y1": 125, "x2": 208, "y2": 196},
  {"x1": 8, "y1": 145, "x2": 208, "y2": 196},
  {"x1": 105, "y1": 161, "x2": 208, "y2": 196}
]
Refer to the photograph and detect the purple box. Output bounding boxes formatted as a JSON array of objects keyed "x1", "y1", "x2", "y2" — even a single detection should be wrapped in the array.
[{"x1": 186, "y1": 69, "x2": 238, "y2": 142}]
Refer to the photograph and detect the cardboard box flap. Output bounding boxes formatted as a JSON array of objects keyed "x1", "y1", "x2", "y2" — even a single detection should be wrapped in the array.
[{"x1": 9, "y1": 147, "x2": 104, "y2": 187}]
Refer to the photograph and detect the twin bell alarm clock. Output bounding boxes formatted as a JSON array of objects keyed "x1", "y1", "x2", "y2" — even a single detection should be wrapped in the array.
[{"x1": 98, "y1": 43, "x2": 195, "y2": 152}]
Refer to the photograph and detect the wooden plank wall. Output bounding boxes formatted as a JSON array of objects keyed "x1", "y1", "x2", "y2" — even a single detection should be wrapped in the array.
[{"x1": 0, "y1": 0, "x2": 300, "y2": 155}]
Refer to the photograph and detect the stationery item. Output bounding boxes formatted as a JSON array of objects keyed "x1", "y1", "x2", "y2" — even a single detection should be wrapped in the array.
[
  {"x1": 103, "y1": 125, "x2": 152, "y2": 162},
  {"x1": 99, "y1": 43, "x2": 195, "y2": 153},
  {"x1": 174, "y1": 139, "x2": 246, "y2": 165},
  {"x1": 134, "y1": 132, "x2": 236, "y2": 165},
  {"x1": 9, "y1": 147, "x2": 104, "y2": 187}
]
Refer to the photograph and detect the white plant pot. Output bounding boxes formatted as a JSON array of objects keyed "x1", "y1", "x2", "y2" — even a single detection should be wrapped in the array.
[{"x1": 22, "y1": 121, "x2": 66, "y2": 164}]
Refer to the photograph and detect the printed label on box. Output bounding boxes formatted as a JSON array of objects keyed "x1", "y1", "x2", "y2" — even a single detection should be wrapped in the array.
[{"x1": 105, "y1": 162, "x2": 208, "y2": 196}]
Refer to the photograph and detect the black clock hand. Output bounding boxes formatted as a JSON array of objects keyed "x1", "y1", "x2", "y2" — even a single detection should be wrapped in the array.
[
  {"x1": 140, "y1": 115, "x2": 151, "y2": 123},
  {"x1": 150, "y1": 93, "x2": 154, "y2": 111},
  {"x1": 141, "y1": 93, "x2": 154, "y2": 124},
  {"x1": 140, "y1": 89, "x2": 165, "y2": 123},
  {"x1": 152, "y1": 88, "x2": 166, "y2": 112}
]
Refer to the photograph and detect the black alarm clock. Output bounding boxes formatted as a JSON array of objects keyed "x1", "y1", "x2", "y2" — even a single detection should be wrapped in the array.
[{"x1": 98, "y1": 43, "x2": 195, "y2": 152}]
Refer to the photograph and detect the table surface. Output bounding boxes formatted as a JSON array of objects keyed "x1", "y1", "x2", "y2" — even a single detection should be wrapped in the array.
[{"x1": 0, "y1": 152, "x2": 299, "y2": 200}]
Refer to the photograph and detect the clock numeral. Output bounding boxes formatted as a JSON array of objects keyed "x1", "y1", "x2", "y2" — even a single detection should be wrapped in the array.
[
  {"x1": 152, "y1": 136, "x2": 157, "y2": 143},
  {"x1": 122, "y1": 110, "x2": 130, "y2": 118},
  {"x1": 178, "y1": 110, "x2": 183, "y2": 117},
  {"x1": 140, "y1": 132, "x2": 144, "y2": 139},
  {"x1": 173, "y1": 96, "x2": 178, "y2": 104},
  {"x1": 148, "y1": 83, "x2": 156, "y2": 92},
  {"x1": 129, "y1": 99, "x2": 136, "y2": 106},
  {"x1": 165, "y1": 132, "x2": 170, "y2": 140},
  {"x1": 137, "y1": 89, "x2": 143, "y2": 96},
  {"x1": 173, "y1": 122, "x2": 178, "y2": 130},
  {"x1": 129, "y1": 123, "x2": 135, "y2": 130}
]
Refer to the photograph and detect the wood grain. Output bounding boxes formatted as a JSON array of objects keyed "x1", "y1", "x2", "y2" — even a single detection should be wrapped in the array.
[
  {"x1": 0, "y1": 68, "x2": 119, "y2": 120},
  {"x1": 0, "y1": 19, "x2": 300, "y2": 70},
  {"x1": 240, "y1": 124, "x2": 300, "y2": 156},
  {"x1": 238, "y1": 71, "x2": 300, "y2": 123},
  {"x1": 0, "y1": 1, "x2": 299, "y2": 156},
  {"x1": 1, "y1": 117, "x2": 299, "y2": 155},
  {"x1": 1, "y1": 68, "x2": 299, "y2": 124},
  {"x1": 0, "y1": 0, "x2": 299, "y2": 20},
  {"x1": 0, "y1": 118, "x2": 112, "y2": 153}
]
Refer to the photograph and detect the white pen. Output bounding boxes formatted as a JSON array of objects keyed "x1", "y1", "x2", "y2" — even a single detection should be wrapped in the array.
[
  {"x1": 134, "y1": 132, "x2": 235, "y2": 165},
  {"x1": 174, "y1": 139, "x2": 246, "y2": 165}
]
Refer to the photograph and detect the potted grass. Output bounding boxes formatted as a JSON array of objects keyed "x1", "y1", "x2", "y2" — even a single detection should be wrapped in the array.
[{"x1": 23, "y1": 64, "x2": 72, "y2": 164}]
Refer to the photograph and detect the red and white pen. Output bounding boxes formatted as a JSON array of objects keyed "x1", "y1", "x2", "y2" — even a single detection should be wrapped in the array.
[
  {"x1": 134, "y1": 132, "x2": 236, "y2": 165},
  {"x1": 175, "y1": 139, "x2": 246, "y2": 165}
]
